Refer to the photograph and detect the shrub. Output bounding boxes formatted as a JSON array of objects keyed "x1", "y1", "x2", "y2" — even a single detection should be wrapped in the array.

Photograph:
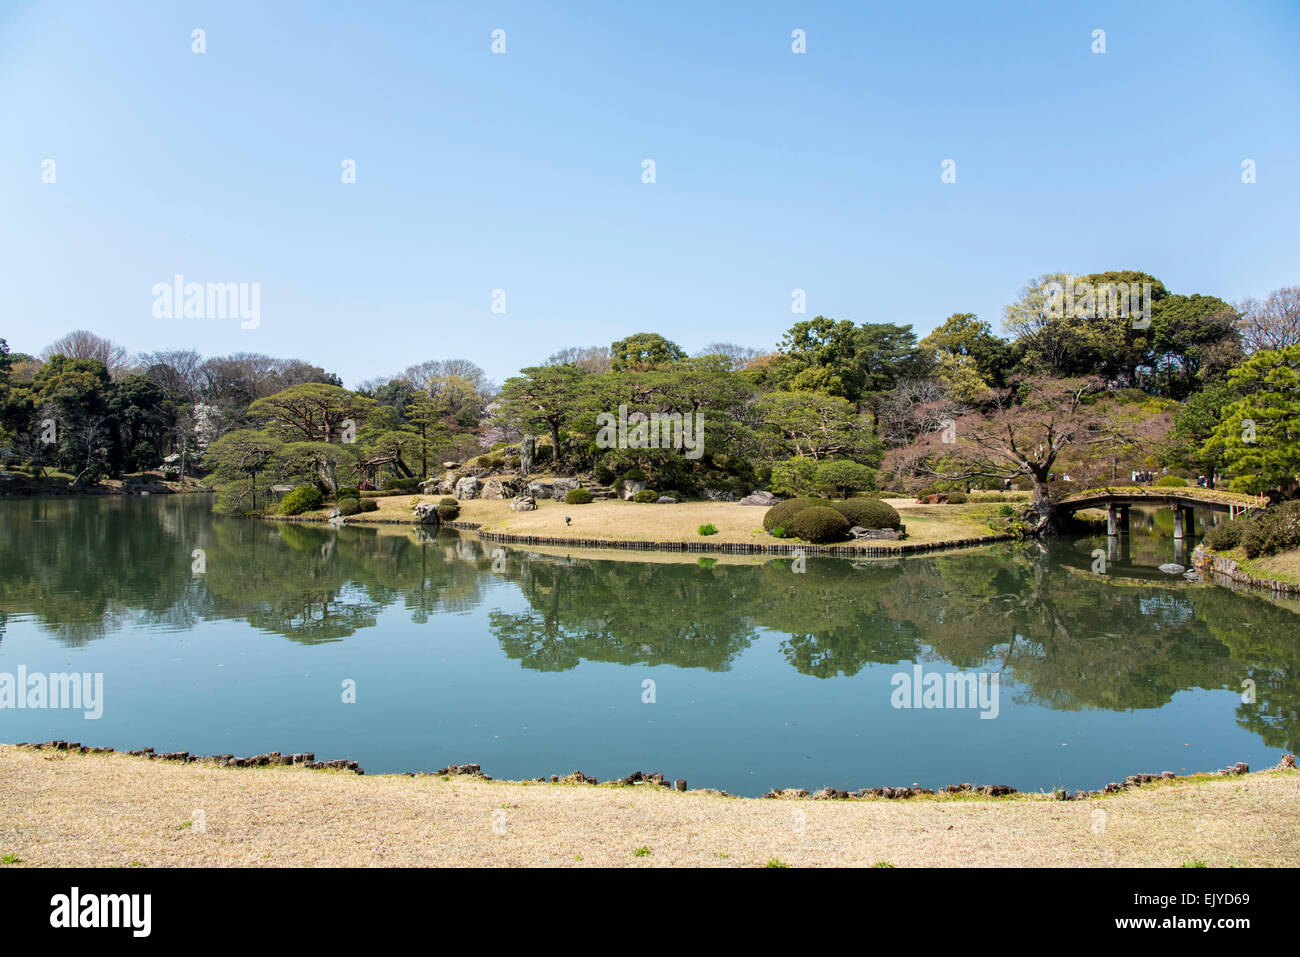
[
  {"x1": 336, "y1": 497, "x2": 361, "y2": 516},
  {"x1": 336, "y1": 486, "x2": 360, "y2": 500},
  {"x1": 945, "y1": 490, "x2": 968, "y2": 504},
  {"x1": 278, "y1": 486, "x2": 324, "y2": 516},
  {"x1": 359, "y1": 498, "x2": 378, "y2": 512},
  {"x1": 565, "y1": 488, "x2": 594, "y2": 505},
  {"x1": 623, "y1": 468, "x2": 647, "y2": 482},
  {"x1": 831, "y1": 498, "x2": 901, "y2": 530},
  {"x1": 786, "y1": 506, "x2": 851, "y2": 543},
  {"x1": 1203, "y1": 519, "x2": 1243, "y2": 551},
  {"x1": 632, "y1": 489, "x2": 659, "y2": 503},
  {"x1": 658, "y1": 490, "x2": 682, "y2": 502},
  {"x1": 439, "y1": 497, "x2": 458, "y2": 506},
  {"x1": 593, "y1": 463, "x2": 616, "y2": 486},
  {"x1": 437, "y1": 503, "x2": 460, "y2": 521},
  {"x1": 769, "y1": 456, "x2": 819, "y2": 497},
  {"x1": 382, "y1": 476, "x2": 421, "y2": 492},
  {"x1": 762, "y1": 497, "x2": 829, "y2": 532},
  {"x1": 813, "y1": 460, "x2": 877, "y2": 498},
  {"x1": 698, "y1": 523, "x2": 718, "y2": 536},
  {"x1": 1154, "y1": 475, "x2": 1188, "y2": 488},
  {"x1": 1240, "y1": 501, "x2": 1300, "y2": 559}
]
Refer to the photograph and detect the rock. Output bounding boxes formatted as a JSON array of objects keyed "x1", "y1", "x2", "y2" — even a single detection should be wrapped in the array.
[
  {"x1": 510, "y1": 495, "x2": 537, "y2": 512},
  {"x1": 674, "y1": 779, "x2": 687, "y2": 791},
  {"x1": 454, "y1": 476, "x2": 481, "y2": 500},
  {"x1": 1158, "y1": 563, "x2": 1187, "y2": 575},
  {"x1": 527, "y1": 481, "x2": 554, "y2": 498},
  {"x1": 702, "y1": 488, "x2": 737, "y2": 502},
  {"x1": 550, "y1": 477, "x2": 580, "y2": 500},
  {"x1": 617, "y1": 478, "x2": 646, "y2": 500},
  {"x1": 480, "y1": 477, "x2": 519, "y2": 500},
  {"x1": 412, "y1": 502, "x2": 441, "y2": 525},
  {"x1": 327, "y1": 507, "x2": 341, "y2": 519},
  {"x1": 441, "y1": 461, "x2": 460, "y2": 470},
  {"x1": 655, "y1": 496, "x2": 678, "y2": 504},
  {"x1": 738, "y1": 491, "x2": 779, "y2": 506}
]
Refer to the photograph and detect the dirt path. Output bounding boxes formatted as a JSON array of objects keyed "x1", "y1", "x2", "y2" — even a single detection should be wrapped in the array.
[{"x1": 3, "y1": 746, "x2": 1297, "y2": 867}]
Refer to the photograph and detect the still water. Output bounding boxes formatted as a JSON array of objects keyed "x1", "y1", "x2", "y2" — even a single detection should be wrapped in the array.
[{"x1": 1, "y1": 496, "x2": 1295, "y2": 796}]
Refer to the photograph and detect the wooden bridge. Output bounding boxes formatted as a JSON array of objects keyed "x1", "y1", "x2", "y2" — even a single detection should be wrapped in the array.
[{"x1": 1056, "y1": 487, "x2": 1267, "y2": 539}]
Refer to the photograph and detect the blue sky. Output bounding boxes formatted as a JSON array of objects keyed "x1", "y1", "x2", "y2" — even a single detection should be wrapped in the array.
[{"x1": 2, "y1": 0, "x2": 1297, "y2": 386}]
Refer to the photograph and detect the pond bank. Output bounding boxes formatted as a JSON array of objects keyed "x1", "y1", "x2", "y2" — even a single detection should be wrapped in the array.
[{"x1": 2, "y1": 745, "x2": 1296, "y2": 867}]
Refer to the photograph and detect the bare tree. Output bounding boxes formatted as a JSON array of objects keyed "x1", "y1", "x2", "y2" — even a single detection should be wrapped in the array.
[
  {"x1": 545, "y1": 346, "x2": 611, "y2": 375},
  {"x1": 694, "y1": 342, "x2": 764, "y2": 371},
  {"x1": 1237, "y1": 286, "x2": 1300, "y2": 353},
  {"x1": 40, "y1": 330, "x2": 132, "y2": 379}
]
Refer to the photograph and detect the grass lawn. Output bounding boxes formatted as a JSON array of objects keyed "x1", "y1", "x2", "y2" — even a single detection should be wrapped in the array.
[
  {"x1": 329, "y1": 492, "x2": 1015, "y2": 549},
  {"x1": 3, "y1": 745, "x2": 1296, "y2": 868},
  {"x1": 1217, "y1": 546, "x2": 1300, "y2": 587}
]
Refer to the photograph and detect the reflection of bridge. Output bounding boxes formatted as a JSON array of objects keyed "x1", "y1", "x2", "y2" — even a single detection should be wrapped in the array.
[{"x1": 1058, "y1": 487, "x2": 1267, "y2": 540}]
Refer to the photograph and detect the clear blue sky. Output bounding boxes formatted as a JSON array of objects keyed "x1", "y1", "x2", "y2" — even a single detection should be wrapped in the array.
[{"x1": 3, "y1": 0, "x2": 1297, "y2": 386}]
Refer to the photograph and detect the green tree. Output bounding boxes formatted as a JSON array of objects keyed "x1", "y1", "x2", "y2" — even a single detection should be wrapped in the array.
[
  {"x1": 1205, "y1": 346, "x2": 1300, "y2": 495},
  {"x1": 494, "y1": 364, "x2": 588, "y2": 463},
  {"x1": 248, "y1": 383, "x2": 375, "y2": 443},
  {"x1": 813, "y1": 459, "x2": 877, "y2": 498},
  {"x1": 609, "y1": 333, "x2": 687, "y2": 371},
  {"x1": 206, "y1": 429, "x2": 283, "y2": 512}
]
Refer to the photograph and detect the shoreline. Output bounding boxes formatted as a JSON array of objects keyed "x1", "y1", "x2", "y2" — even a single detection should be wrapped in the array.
[{"x1": 3, "y1": 744, "x2": 1296, "y2": 867}]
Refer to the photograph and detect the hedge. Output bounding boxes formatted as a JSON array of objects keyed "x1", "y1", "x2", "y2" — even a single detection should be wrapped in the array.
[
  {"x1": 278, "y1": 487, "x2": 323, "y2": 516},
  {"x1": 786, "y1": 506, "x2": 851, "y2": 543},
  {"x1": 832, "y1": 498, "x2": 901, "y2": 530},
  {"x1": 762, "y1": 497, "x2": 829, "y2": 532}
]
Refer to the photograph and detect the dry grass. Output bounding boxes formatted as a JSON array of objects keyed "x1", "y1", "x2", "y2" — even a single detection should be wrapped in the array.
[
  {"x1": 346, "y1": 494, "x2": 1006, "y2": 548},
  {"x1": 2, "y1": 746, "x2": 1297, "y2": 868},
  {"x1": 1236, "y1": 548, "x2": 1300, "y2": 587}
]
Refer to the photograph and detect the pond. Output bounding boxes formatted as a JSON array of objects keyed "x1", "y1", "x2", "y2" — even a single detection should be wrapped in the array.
[{"x1": 1, "y1": 496, "x2": 1296, "y2": 796}]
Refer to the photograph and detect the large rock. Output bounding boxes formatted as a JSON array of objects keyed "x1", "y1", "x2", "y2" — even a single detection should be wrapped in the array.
[
  {"x1": 1158, "y1": 563, "x2": 1187, "y2": 575},
  {"x1": 412, "y1": 502, "x2": 441, "y2": 525},
  {"x1": 480, "y1": 477, "x2": 519, "y2": 500},
  {"x1": 527, "y1": 481, "x2": 554, "y2": 498},
  {"x1": 655, "y1": 496, "x2": 678, "y2": 504},
  {"x1": 510, "y1": 495, "x2": 537, "y2": 512},
  {"x1": 550, "y1": 477, "x2": 580, "y2": 500},
  {"x1": 617, "y1": 478, "x2": 646, "y2": 500},
  {"x1": 738, "y1": 491, "x2": 780, "y2": 506},
  {"x1": 702, "y1": 488, "x2": 737, "y2": 502},
  {"x1": 454, "y1": 476, "x2": 481, "y2": 500}
]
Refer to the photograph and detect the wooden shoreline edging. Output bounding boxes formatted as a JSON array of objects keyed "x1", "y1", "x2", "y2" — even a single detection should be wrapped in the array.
[
  {"x1": 1192, "y1": 545, "x2": 1300, "y2": 596},
  {"x1": 10, "y1": 742, "x2": 1293, "y2": 802}
]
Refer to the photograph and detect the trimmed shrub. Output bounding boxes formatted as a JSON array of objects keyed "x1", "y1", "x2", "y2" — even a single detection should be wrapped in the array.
[
  {"x1": 439, "y1": 497, "x2": 458, "y2": 506},
  {"x1": 437, "y1": 503, "x2": 460, "y2": 521},
  {"x1": 382, "y1": 476, "x2": 421, "y2": 492},
  {"x1": 623, "y1": 468, "x2": 647, "y2": 482},
  {"x1": 336, "y1": 497, "x2": 361, "y2": 516},
  {"x1": 632, "y1": 489, "x2": 658, "y2": 503},
  {"x1": 813, "y1": 459, "x2": 877, "y2": 498},
  {"x1": 336, "y1": 486, "x2": 360, "y2": 500},
  {"x1": 359, "y1": 498, "x2": 378, "y2": 512},
  {"x1": 278, "y1": 486, "x2": 324, "y2": 516},
  {"x1": 1154, "y1": 475, "x2": 1188, "y2": 488},
  {"x1": 698, "y1": 523, "x2": 718, "y2": 536},
  {"x1": 1240, "y1": 501, "x2": 1300, "y2": 559},
  {"x1": 945, "y1": 490, "x2": 968, "y2": 504},
  {"x1": 786, "y1": 506, "x2": 851, "y2": 544},
  {"x1": 831, "y1": 498, "x2": 901, "y2": 530},
  {"x1": 1203, "y1": 519, "x2": 1243, "y2": 551},
  {"x1": 762, "y1": 497, "x2": 829, "y2": 532},
  {"x1": 565, "y1": 488, "x2": 594, "y2": 505}
]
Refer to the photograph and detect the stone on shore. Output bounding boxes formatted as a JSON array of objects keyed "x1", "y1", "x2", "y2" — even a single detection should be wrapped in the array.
[{"x1": 738, "y1": 491, "x2": 779, "y2": 506}]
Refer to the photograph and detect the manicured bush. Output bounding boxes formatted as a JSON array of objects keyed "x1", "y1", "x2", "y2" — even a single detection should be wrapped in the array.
[
  {"x1": 1240, "y1": 501, "x2": 1300, "y2": 559},
  {"x1": 945, "y1": 490, "x2": 968, "y2": 504},
  {"x1": 786, "y1": 506, "x2": 851, "y2": 544},
  {"x1": 762, "y1": 497, "x2": 829, "y2": 532},
  {"x1": 698, "y1": 523, "x2": 718, "y2": 536},
  {"x1": 336, "y1": 497, "x2": 361, "y2": 516},
  {"x1": 336, "y1": 486, "x2": 360, "y2": 500},
  {"x1": 382, "y1": 476, "x2": 421, "y2": 492},
  {"x1": 437, "y1": 503, "x2": 460, "y2": 521},
  {"x1": 1203, "y1": 519, "x2": 1243, "y2": 551},
  {"x1": 632, "y1": 489, "x2": 659, "y2": 503},
  {"x1": 1154, "y1": 475, "x2": 1188, "y2": 488},
  {"x1": 565, "y1": 488, "x2": 594, "y2": 505},
  {"x1": 831, "y1": 498, "x2": 901, "y2": 530},
  {"x1": 439, "y1": 497, "x2": 458, "y2": 506},
  {"x1": 359, "y1": 498, "x2": 378, "y2": 512},
  {"x1": 278, "y1": 486, "x2": 324, "y2": 516},
  {"x1": 623, "y1": 468, "x2": 647, "y2": 482},
  {"x1": 813, "y1": 460, "x2": 878, "y2": 498}
]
